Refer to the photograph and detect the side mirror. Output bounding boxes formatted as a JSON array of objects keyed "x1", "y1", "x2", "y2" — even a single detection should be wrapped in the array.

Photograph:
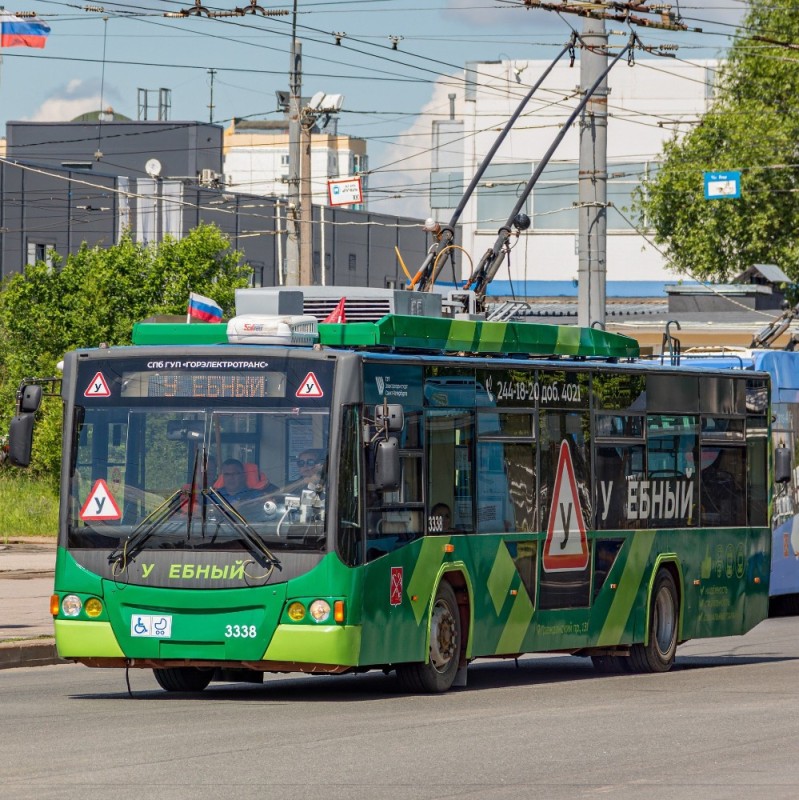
[
  {"x1": 374, "y1": 437, "x2": 400, "y2": 491},
  {"x1": 18, "y1": 384, "x2": 42, "y2": 414},
  {"x1": 8, "y1": 413, "x2": 35, "y2": 467},
  {"x1": 375, "y1": 404, "x2": 404, "y2": 433},
  {"x1": 775, "y1": 445, "x2": 792, "y2": 484}
]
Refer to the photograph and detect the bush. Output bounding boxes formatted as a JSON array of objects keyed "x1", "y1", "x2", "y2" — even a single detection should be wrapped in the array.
[{"x1": 0, "y1": 224, "x2": 250, "y2": 484}]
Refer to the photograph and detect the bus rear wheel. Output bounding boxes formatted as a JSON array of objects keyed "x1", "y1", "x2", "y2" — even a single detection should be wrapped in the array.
[
  {"x1": 629, "y1": 569, "x2": 679, "y2": 673},
  {"x1": 396, "y1": 581, "x2": 462, "y2": 693},
  {"x1": 153, "y1": 667, "x2": 213, "y2": 692}
]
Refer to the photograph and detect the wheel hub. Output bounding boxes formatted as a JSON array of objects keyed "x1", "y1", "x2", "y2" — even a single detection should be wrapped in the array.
[{"x1": 429, "y1": 600, "x2": 457, "y2": 671}]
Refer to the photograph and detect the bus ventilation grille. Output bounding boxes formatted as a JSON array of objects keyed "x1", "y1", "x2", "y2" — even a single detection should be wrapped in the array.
[{"x1": 303, "y1": 298, "x2": 392, "y2": 322}]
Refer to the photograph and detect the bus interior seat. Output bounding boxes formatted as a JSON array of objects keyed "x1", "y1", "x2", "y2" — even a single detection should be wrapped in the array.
[{"x1": 213, "y1": 462, "x2": 269, "y2": 491}]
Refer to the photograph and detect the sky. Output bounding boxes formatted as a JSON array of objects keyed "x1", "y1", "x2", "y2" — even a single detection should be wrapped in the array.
[{"x1": 0, "y1": 1, "x2": 748, "y2": 215}]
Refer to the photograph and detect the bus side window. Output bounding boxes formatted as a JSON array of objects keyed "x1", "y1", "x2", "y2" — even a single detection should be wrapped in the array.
[
  {"x1": 700, "y1": 446, "x2": 746, "y2": 527},
  {"x1": 426, "y1": 410, "x2": 475, "y2": 534}
]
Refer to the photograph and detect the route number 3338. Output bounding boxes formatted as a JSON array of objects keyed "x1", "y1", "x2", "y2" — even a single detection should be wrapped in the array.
[{"x1": 225, "y1": 624, "x2": 257, "y2": 638}]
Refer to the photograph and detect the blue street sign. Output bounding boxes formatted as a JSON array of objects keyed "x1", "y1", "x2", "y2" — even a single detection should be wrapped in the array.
[{"x1": 704, "y1": 171, "x2": 741, "y2": 200}]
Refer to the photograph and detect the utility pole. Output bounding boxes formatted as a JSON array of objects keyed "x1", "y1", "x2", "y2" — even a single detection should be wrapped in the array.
[
  {"x1": 207, "y1": 68, "x2": 216, "y2": 123},
  {"x1": 577, "y1": 17, "x2": 608, "y2": 328},
  {"x1": 285, "y1": 0, "x2": 301, "y2": 286},
  {"x1": 520, "y1": 2, "x2": 692, "y2": 326},
  {"x1": 300, "y1": 117, "x2": 313, "y2": 284}
]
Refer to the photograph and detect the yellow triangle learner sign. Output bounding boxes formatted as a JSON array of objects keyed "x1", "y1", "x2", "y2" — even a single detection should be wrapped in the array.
[{"x1": 543, "y1": 440, "x2": 589, "y2": 573}]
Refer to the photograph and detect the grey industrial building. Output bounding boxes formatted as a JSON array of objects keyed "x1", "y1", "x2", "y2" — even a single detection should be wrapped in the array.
[{"x1": 0, "y1": 120, "x2": 432, "y2": 289}]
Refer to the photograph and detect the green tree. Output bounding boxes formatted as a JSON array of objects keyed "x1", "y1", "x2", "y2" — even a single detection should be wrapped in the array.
[
  {"x1": 0, "y1": 224, "x2": 250, "y2": 482},
  {"x1": 637, "y1": 0, "x2": 799, "y2": 281}
]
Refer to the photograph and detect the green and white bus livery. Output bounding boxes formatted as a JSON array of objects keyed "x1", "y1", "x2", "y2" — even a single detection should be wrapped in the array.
[{"x1": 10, "y1": 289, "x2": 781, "y2": 692}]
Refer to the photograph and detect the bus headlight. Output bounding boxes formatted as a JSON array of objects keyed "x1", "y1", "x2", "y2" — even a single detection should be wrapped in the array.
[
  {"x1": 287, "y1": 602, "x2": 305, "y2": 621},
  {"x1": 62, "y1": 595, "x2": 82, "y2": 617},
  {"x1": 309, "y1": 600, "x2": 331, "y2": 622},
  {"x1": 85, "y1": 598, "x2": 103, "y2": 618}
]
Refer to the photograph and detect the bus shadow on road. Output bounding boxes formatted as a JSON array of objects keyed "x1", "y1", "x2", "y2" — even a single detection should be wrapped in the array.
[{"x1": 69, "y1": 651, "x2": 799, "y2": 702}]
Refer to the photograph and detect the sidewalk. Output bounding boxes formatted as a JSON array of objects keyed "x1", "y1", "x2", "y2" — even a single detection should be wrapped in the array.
[{"x1": 0, "y1": 538, "x2": 63, "y2": 670}]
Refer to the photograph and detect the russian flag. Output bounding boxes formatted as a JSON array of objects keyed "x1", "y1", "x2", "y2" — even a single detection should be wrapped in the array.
[
  {"x1": 187, "y1": 292, "x2": 224, "y2": 323},
  {"x1": 0, "y1": 14, "x2": 50, "y2": 49}
]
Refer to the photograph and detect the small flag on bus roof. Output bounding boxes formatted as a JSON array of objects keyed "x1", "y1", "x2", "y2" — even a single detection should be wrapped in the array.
[
  {"x1": 323, "y1": 297, "x2": 347, "y2": 324},
  {"x1": 0, "y1": 14, "x2": 51, "y2": 49},
  {"x1": 187, "y1": 292, "x2": 223, "y2": 323}
]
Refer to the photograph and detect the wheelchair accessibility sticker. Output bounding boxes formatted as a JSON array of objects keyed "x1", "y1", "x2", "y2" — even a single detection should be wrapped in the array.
[{"x1": 131, "y1": 614, "x2": 173, "y2": 638}]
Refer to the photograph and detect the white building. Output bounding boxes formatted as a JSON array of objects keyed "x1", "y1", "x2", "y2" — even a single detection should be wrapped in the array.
[
  {"x1": 429, "y1": 58, "x2": 716, "y2": 296},
  {"x1": 223, "y1": 119, "x2": 368, "y2": 210}
]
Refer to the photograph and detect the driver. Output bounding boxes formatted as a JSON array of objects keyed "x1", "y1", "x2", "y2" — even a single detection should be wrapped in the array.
[{"x1": 217, "y1": 458, "x2": 278, "y2": 507}]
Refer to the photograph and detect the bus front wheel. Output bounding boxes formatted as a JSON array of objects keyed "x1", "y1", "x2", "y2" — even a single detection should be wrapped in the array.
[
  {"x1": 629, "y1": 569, "x2": 679, "y2": 673},
  {"x1": 396, "y1": 581, "x2": 462, "y2": 693},
  {"x1": 153, "y1": 667, "x2": 213, "y2": 692}
]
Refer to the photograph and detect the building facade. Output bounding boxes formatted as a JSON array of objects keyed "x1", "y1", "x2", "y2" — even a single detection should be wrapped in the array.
[
  {"x1": 223, "y1": 119, "x2": 368, "y2": 210},
  {"x1": 429, "y1": 58, "x2": 716, "y2": 296},
  {"x1": 0, "y1": 121, "x2": 426, "y2": 288}
]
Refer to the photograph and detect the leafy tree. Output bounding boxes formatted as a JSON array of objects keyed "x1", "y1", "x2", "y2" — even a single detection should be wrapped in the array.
[
  {"x1": 0, "y1": 224, "x2": 250, "y2": 482},
  {"x1": 637, "y1": 0, "x2": 799, "y2": 281}
]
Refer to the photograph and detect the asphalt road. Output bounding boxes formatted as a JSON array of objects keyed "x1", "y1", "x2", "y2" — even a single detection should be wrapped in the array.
[{"x1": 3, "y1": 616, "x2": 799, "y2": 800}]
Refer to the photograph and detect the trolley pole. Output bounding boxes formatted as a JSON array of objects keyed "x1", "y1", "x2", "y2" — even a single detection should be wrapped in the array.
[{"x1": 577, "y1": 16, "x2": 608, "y2": 328}]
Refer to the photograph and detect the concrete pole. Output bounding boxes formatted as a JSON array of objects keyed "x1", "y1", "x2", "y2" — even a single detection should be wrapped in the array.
[
  {"x1": 577, "y1": 17, "x2": 608, "y2": 328},
  {"x1": 300, "y1": 118, "x2": 313, "y2": 284},
  {"x1": 286, "y1": 37, "x2": 302, "y2": 286}
]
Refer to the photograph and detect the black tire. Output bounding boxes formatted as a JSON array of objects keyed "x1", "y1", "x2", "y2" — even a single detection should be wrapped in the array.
[
  {"x1": 396, "y1": 581, "x2": 462, "y2": 693},
  {"x1": 629, "y1": 569, "x2": 679, "y2": 673},
  {"x1": 153, "y1": 667, "x2": 213, "y2": 693}
]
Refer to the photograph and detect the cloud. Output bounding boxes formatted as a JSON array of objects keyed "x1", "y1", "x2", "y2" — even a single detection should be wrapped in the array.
[
  {"x1": 25, "y1": 79, "x2": 122, "y2": 122},
  {"x1": 370, "y1": 73, "x2": 466, "y2": 218}
]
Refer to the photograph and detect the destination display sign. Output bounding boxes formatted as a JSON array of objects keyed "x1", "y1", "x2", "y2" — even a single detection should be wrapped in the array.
[{"x1": 121, "y1": 371, "x2": 287, "y2": 399}]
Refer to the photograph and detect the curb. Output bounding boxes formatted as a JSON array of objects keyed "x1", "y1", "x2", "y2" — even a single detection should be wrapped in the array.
[
  {"x1": 0, "y1": 569, "x2": 55, "y2": 580},
  {"x1": 0, "y1": 638, "x2": 64, "y2": 670}
]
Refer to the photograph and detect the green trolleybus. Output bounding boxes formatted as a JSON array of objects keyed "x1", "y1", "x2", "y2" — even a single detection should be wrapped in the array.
[{"x1": 10, "y1": 288, "x2": 780, "y2": 693}]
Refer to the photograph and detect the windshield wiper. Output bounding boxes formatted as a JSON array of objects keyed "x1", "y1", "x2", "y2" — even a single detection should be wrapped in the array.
[
  {"x1": 108, "y1": 489, "x2": 186, "y2": 569},
  {"x1": 185, "y1": 447, "x2": 201, "y2": 539},
  {"x1": 205, "y1": 488, "x2": 282, "y2": 574}
]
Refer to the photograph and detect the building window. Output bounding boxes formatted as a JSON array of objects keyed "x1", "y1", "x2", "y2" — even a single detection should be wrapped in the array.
[
  {"x1": 249, "y1": 261, "x2": 265, "y2": 287},
  {"x1": 280, "y1": 154, "x2": 290, "y2": 166},
  {"x1": 26, "y1": 241, "x2": 55, "y2": 267},
  {"x1": 532, "y1": 162, "x2": 579, "y2": 231},
  {"x1": 538, "y1": 161, "x2": 656, "y2": 232},
  {"x1": 607, "y1": 162, "x2": 658, "y2": 230},
  {"x1": 477, "y1": 160, "x2": 657, "y2": 233},
  {"x1": 430, "y1": 170, "x2": 464, "y2": 210},
  {"x1": 348, "y1": 253, "x2": 356, "y2": 271},
  {"x1": 476, "y1": 163, "x2": 531, "y2": 232}
]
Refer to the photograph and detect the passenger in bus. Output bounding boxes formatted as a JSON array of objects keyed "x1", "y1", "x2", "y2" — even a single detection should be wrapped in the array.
[
  {"x1": 291, "y1": 449, "x2": 326, "y2": 492},
  {"x1": 431, "y1": 502, "x2": 454, "y2": 533}
]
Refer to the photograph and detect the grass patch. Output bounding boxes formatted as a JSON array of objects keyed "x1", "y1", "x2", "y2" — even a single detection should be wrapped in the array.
[{"x1": 0, "y1": 471, "x2": 58, "y2": 541}]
